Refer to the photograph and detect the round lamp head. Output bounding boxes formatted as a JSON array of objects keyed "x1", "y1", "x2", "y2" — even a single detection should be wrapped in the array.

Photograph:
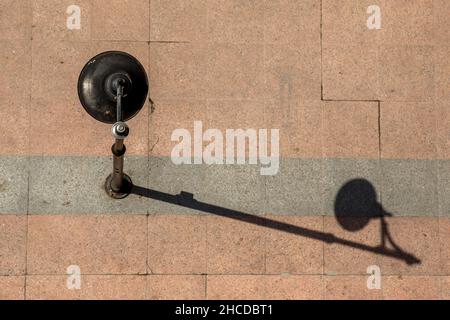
[{"x1": 77, "y1": 51, "x2": 148, "y2": 124}]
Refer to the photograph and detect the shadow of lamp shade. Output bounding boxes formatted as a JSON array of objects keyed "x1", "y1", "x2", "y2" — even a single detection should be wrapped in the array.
[{"x1": 334, "y1": 178, "x2": 385, "y2": 231}]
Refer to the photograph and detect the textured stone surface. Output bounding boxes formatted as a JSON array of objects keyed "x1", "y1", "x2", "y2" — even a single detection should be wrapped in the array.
[
  {"x1": 435, "y1": 47, "x2": 450, "y2": 102},
  {"x1": 264, "y1": 0, "x2": 320, "y2": 46},
  {"x1": 150, "y1": 0, "x2": 207, "y2": 42},
  {"x1": 32, "y1": 0, "x2": 92, "y2": 40},
  {"x1": 0, "y1": 157, "x2": 28, "y2": 214},
  {"x1": 206, "y1": 0, "x2": 264, "y2": 44},
  {"x1": 378, "y1": 217, "x2": 441, "y2": 275},
  {"x1": 381, "y1": 102, "x2": 437, "y2": 159},
  {"x1": 265, "y1": 158, "x2": 324, "y2": 215},
  {"x1": 27, "y1": 215, "x2": 147, "y2": 275},
  {"x1": 201, "y1": 164, "x2": 266, "y2": 216},
  {"x1": 26, "y1": 275, "x2": 146, "y2": 300},
  {"x1": 5, "y1": 156, "x2": 444, "y2": 216},
  {"x1": 321, "y1": 0, "x2": 379, "y2": 100},
  {"x1": 379, "y1": 45, "x2": 435, "y2": 102},
  {"x1": 380, "y1": 0, "x2": 434, "y2": 46},
  {"x1": 28, "y1": 156, "x2": 149, "y2": 214},
  {"x1": 146, "y1": 157, "x2": 208, "y2": 215},
  {"x1": 149, "y1": 43, "x2": 207, "y2": 100},
  {"x1": 439, "y1": 218, "x2": 450, "y2": 274},
  {"x1": 206, "y1": 43, "x2": 265, "y2": 100},
  {"x1": 322, "y1": 46, "x2": 379, "y2": 100},
  {"x1": 149, "y1": 99, "x2": 208, "y2": 157},
  {"x1": 0, "y1": 41, "x2": 30, "y2": 155},
  {"x1": 265, "y1": 101, "x2": 322, "y2": 158},
  {"x1": 0, "y1": 0, "x2": 32, "y2": 40},
  {"x1": 436, "y1": 101, "x2": 450, "y2": 159},
  {"x1": 324, "y1": 276, "x2": 382, "y2": 300},
  {"x1": 147, "y1": 215, "x2": 207, "y2": 274},
  {"x1": 206, "y1": 215, "x2": 265, "y2": 274},
  {"x1": 264, "y1": 275, "x2": 323, "y2": 300},
  {"x1": 91, "y1": 0, "x2": 149, "y2": 41},
  {"x1": 207, "y1": 275, "x2": 323, "y2": 300},
  {"x1": 146, "y1": 275, "x2": 206, "y2": 300},
  {"x1": 264, "y1": 44, "x2": 321, "y2": 102},
  {"x1": 442, "y1": 277, "x2": 450, "y2": 300},
  {"x1": 0, "y1": 216, "x2": 27, "y2": 275},
  {"x1": 322, "y1": 0, "x2": 380, "y2": 47},
  {"x1": 323, "y1": 101, "x2": 379, "y2": 159},
  {"x1": 434, "y1": 0, "x2": 450, "y2": 44},
  {"x1": 265, "y1": 216, "x2": 323, "y2": 274},
  {"x1": 26, "y1": 275, "x2": 147, "y2": 300},
  {"x1": 322, "y1": 1, "x2": 439, "y2": 103},
  {"x1": 207, "y1": 275, "x2": 265, "y2": 300},
  {"x1": 380, "y1": 160, "x2": 438, "y2": 216},
  {"x1": 383, "y1": 275, "x2": 441, "y2": 300},
  {"x1": 438, "y1": 161, "x2": 450, "y2": 216},
  {"x1": 0, "y1": 276, "x2": 25, "y2": 300},
  {"x1": 324, "y1": 217, "x2": 381, "y2": 275}
]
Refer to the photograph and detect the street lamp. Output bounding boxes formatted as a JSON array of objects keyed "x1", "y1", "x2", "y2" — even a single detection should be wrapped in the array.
[{"x1": 77, "y1": 51, "x2": 148, "y2": 199}]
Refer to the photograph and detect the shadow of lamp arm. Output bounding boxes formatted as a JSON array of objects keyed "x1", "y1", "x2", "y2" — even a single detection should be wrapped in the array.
[{"x1": 132, "y1": 186, "x2": 420, "y2": 265}]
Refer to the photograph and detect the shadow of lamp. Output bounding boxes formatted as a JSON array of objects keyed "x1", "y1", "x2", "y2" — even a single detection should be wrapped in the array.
[
  {"x1": 335, "y1": 178, "x2": 409, "y2": 257},
  {"x1": 77, "y1": 51, "x2": 148, "y2": 199}
]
